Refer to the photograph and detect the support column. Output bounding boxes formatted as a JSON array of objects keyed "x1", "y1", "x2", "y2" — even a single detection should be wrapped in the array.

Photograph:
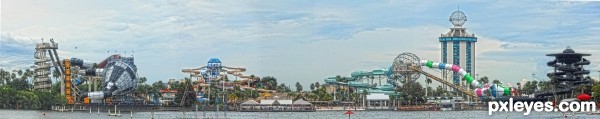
[{"x1": 367, "y1": 100, "x2": 370, "y2": 110}]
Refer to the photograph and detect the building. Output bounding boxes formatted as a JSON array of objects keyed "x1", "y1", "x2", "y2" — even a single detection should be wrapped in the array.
[
  {"x1": 365, "y1": 93, "x2": 391, "y2": 110},
  {"x1": 440, "y1": 10, "x2": 477, "y2": 87}
]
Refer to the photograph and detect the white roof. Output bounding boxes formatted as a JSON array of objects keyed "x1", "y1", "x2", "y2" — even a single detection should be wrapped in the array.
[
  {"x1": 278, "y1": 100, "x2": 293, "y2": 105},
  {"x1": 293, "y1": 99, "x2": 312, "y2": 105},
  {"x1": 260, "y1": 100, "x2": 276, "y2": 105},
  {"x1": 366, "y1": 93, "x2": 390, "y2": 101},
  {"x1": 561, "y1": 98, "x2": 580, "y2": 102},
  {"x1": 241, "y1": 100, "x2": 259, "y2": 105}
]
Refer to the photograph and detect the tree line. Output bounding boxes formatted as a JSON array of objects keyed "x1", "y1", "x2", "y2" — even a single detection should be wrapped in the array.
[{"x1": 0, "y1": 69, "x2": 66, "y2": 110}]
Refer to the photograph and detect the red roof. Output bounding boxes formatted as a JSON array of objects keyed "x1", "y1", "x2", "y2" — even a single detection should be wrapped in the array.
[
  {"x1": 577, "y1": 93, "x2": 591, "y2": 101},
  {"x1": 160, "y1": 89, "x2": 177, "y2": 93}
]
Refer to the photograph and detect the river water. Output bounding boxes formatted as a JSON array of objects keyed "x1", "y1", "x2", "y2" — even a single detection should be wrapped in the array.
[{"x1": 0, "y1": 109, "x2": 597, "y2": 119}]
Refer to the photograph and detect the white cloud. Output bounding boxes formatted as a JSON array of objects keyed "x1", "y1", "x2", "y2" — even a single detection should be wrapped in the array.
[{"x1": 1, "y1": 0, "x2": 600, "y2": 89}]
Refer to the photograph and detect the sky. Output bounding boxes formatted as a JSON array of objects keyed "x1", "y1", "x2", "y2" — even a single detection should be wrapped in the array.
[{"x1": 1, "y1": 0, "x2": 600, "y2": 89}]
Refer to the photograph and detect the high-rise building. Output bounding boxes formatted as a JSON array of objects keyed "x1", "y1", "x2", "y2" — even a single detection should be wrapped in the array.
[{"x1": 440, "y1": 10, "x2": 477, "y2": 86}]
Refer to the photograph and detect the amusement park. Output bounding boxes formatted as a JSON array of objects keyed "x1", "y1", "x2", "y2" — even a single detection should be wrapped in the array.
[{"x1": 2, "y1": 0, "x2": 600, "y2": 118}]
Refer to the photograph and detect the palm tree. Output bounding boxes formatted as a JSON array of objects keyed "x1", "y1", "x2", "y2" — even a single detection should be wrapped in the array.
[
  {"x1": 17, "y1": 70, "x2": 23, "y2": 77},
  {"x1": 295, "y1": 82, "x2": 302, "y2": 92},
  {"x1": 138, "y1": 77, "x2": 148, "y2": 84},
  {"x1": 287, "y1": 92, "x2": 297, "y2": 100},
  {"x1": 478, "y1": 76, "x2": 489, "y2": 84},
  {"x1": 425, "y1": 77, "x2": 432, "y2": 97},
  {"x1": 492, "y1": 79, "x2": 501, "y2": 85},
  {"x1": 227, "y1": 93, "x2": 237, "y2": 104},
  {"x1": 53, "y1": 69, "x2": 61, "y2": 82}
]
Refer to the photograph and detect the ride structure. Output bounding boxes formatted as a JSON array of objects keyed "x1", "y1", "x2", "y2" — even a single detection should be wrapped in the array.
[
  {"x1": 506, "y1": 47, "x2": 593, "y2": 101},
  {"x1": 541, "y1": 47, "x2": 592, "y2": 97},
  {"x1": 390, "y1": 52, "x2": 515, "y2": 100},
  {"x1": 54, "y1": 54, "x2": 140, "y2": 105},
  {"x1": 75, "y1": 54, "x2": 140, "y2": 104},
  {"x1": 182, "y1": 58, "x2": 273, "y2": 104},
  {"x1": 35, "y1": 39, "x2": 144, "y2": 106},
  {"x1": 323, "y1": 69, "x2": 398, "y2": 102},
  {"x1": 33, "y1": 39, "x2": 62, "y2": 91}
]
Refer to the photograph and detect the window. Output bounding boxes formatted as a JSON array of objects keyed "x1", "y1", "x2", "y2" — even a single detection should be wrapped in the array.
[
  {"x1": 442, "y1": 42, "x2": 447, "y2": 63},
  {"x1": 466, "y1": 42, "x2": 472, "y2": 73},
  {"x1": 452, "y1": 41, "x2": 460, "y2": 84}
]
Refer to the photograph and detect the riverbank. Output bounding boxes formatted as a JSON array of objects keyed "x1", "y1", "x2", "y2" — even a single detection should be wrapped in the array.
[{"x1": 2, "y1": 109, "x2": 597, "y2": 119}]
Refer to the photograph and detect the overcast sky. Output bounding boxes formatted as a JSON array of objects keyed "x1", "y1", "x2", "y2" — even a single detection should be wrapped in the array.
[{"x1": 2, "y1": 0, "x2": 600, "y2": 88}]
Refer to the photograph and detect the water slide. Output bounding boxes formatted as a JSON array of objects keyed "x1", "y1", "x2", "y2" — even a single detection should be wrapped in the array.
[
  {"x1": 183, "y1": 66, "x2": 275, "y2": 93},
  {"x1": 70, "y1": 55, "x2": 139, "y2": 101},
  {"x1": 418, "y1": 60, "x2": 513, "y2": 98}
]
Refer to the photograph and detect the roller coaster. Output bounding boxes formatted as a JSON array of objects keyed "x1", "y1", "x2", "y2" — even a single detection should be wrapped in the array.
[
  {"x1": 324, "y1": 52, "x2": 514, "y2": 101},
  {"x1": 390, "y1": 52, "x2": 513, "y2": 100},
  {"x1": 395, "y1": 48, "x2": 593, "y2": 102}
]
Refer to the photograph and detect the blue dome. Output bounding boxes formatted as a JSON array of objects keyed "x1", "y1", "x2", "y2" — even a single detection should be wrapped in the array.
[{"x1": 208, "y1": 58, "x2": 222, "y2": 63}]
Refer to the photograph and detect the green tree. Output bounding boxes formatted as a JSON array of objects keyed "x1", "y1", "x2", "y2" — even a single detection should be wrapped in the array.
[
  {"x1": 287, "y1": 92, "x2": 297, "y2": 100},
  {"x1": 522, "y1": 81, "x2": 538, "y2": 94},
  {"x1": 591, "y1": 84, "x2": 600, "y2": 102},
  {"x1": 138, "y1": 77, "x2": 147, "y2": 84},
  {"x1": 1, "y1": 69, "x2": 9, "y2": 85},
  {"x1": 276, "y1": 83, "x2": 291, "y2": 92},
  {"x1": 34, "y1": 91, "x2": 66, "y2": 110},
  {"x1": 261, "y1": 76, "x2": 278, "y2": 90},
  {"x1": 17, "y1": 70, "x2": 23, "y2": 77},
  {"x1": 492, "y1": 79, "x2": 501, "y2": 85},
  {"x1": 335, "y1": 75, "x2": 349, "y2": 83},
  {"x1": 538, "y1": 81, "x2": 551, "y2": 91},
  {"x1": 434, "y1": 85, "x2": 446, "y2": 97},
  {"x1": 309, "y1": 83, "x2": 315, "y2": 91},
  {"x1": 400, "y1": 80, "x2": 425, "y2": 104},
  {"x1": 478, "y1": 76, "x2": 489, "y2": 84},
  {"x1": 248, "y1": 89, "x2": 259, "y2": 99},
  {"x1": 8, "y1": 78, "x2": 31, "y2": 91},
  {"x1": 52, "y1": 69, "x2": 61, "y2": 82},
  {"x1": 295, "y1": 82, "x2": 303, "y2": 92},
  {"x1": 174, "y1": 78, "x2": 196, "y2": 107},
  {"x1": 425, "y1": 77, "x2": 432, "y2": 97}
]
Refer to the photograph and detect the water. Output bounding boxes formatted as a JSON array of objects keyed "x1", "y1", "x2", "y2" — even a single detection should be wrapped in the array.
[{"x1": 0, "y1": 109, "x2": 597, "y2": 119}]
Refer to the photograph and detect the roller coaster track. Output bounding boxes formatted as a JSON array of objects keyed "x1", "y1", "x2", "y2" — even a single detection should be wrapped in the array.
[{"x1": 410, "y1": 66, "x2": 478, "y2": 98}]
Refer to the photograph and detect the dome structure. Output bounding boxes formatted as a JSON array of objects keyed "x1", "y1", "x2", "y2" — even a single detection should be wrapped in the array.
[{"x1": 449, "y1": 10, "x2": 467, "y2": 27}]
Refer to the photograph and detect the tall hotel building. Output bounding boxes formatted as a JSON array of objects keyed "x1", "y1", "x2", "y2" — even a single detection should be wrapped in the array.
[{"x1": 440, "y1": 10, "x2": 477, "y2": 87}]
